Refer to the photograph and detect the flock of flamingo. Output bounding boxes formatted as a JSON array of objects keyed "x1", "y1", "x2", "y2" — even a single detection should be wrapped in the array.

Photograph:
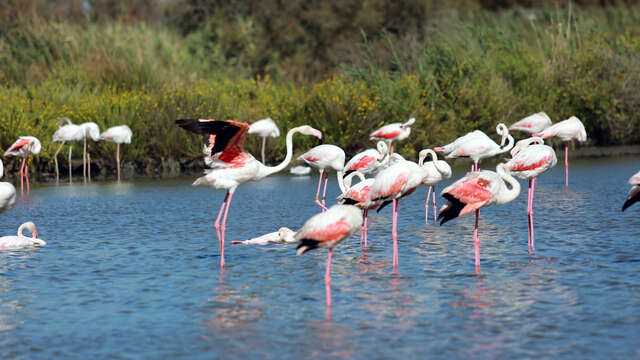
[{"x1": 0, "y1": 113, "x2": 639, "y2": 308}]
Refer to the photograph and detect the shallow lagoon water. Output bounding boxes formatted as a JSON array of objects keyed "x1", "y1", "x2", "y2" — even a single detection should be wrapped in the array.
[{"x1": 0, "y1": 156, "x2": 639, "y2": 359}]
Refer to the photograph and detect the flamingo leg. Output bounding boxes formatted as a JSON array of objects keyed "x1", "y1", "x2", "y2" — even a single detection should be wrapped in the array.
[
  {"x1": 392, "y1": 199, "x2": 399, "y2": 271},
  {"x1": 474, "y1": 208, "x2": 480, "y2": 270},
  {"x1": 261, "y1": 137, "x2": 266, "y2": 164},
  {"x1": 314, "y1": 170, "x2": 325, "y2": 210},
  {"x1": 219, "y1": 192, "x2": 234, "y2": 269},
  {"x1": 87, "y1": 151, "x2": 92, "y2": 183},
  {"x1": 565, "y1": 142, "x2": 569, "y2": 187},
  {"x1": 527, "y1": 179, "x2": 532, "y2": 252},
  {"x1": 54, "y1": 141, "x2": 64, "y2": 184},
  {"x1": 363, "y1": 209, "x2": 368, "y2": 248},
  {"x1": 68, "y1": 143, "x2": 73, "y2": 184},
  {"x1": 425, "y1": 186, "x2": 432, "y2": 226},
  {"x1": 531, "y1": 178, "x2": 536, "y2": 251},
  {"x1": 83, "y1": 136, "x2": 87, "y2": 183},
  {"x1": 432, "y1": 185, "x2": 437, "y2": 224},
  {"x1": 215, "y1": 193, "x2": 229, "y2": 248},
  {"x1": 19, "y1": 158, "x2": 25, "y2": 196},
  {"x1": 25, "y1": 158, "x2": 30, "y2": 195},
  {"x1": 325, "y1": 248, "x2": 333, "y2": 310},
  {"x1": 321, "y1": 171, "x2": 329, "y2": 211},
  {"x1": 117, "y1": 143, "x2": 121, "y2": 183}
]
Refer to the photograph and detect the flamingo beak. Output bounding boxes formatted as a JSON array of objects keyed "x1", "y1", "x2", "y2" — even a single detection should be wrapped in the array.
[
  {"x1": 33, "y1": 231, "x2": 38, "y2": 239},
  {"x1": 311, "y1": 129, "x2": 322, "y2": 140}
]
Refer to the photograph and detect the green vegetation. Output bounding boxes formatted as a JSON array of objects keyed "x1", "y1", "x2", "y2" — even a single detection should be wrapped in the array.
[{"x1": 1, "y1": 3, "x2": 639, "y2": 178}]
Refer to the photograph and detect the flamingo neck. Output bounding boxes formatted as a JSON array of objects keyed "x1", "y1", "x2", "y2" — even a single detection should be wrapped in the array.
[
  {"x1": 336, "y1": 170, "x2": 346, "y2": 194},
  {"x1": 17, "y1": 223, "x2": 35, "y2": 238},
  {"x1": 0, "y1": 160, "x2": 3, "y2": 179},
  {"x1": 342, "y1": 171, "x2": 366, "y2": 191},
  {"x1": 498, "y1": 134, "x2": 514, "y2": 154},
  {"x1": 495, "y1": 165, "x2": 521, "y2": 204},
  {"x1": 259, "y1": 126, "x2": 303, "y2": 178},
  {"x1": 422, "y1": 149, "x2": 448, "y2": 175}
]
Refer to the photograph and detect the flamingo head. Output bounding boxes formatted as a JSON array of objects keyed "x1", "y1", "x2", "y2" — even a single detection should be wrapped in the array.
[
  {"x1": 401, "y1": 117, "x2": 416, "y2": 128},
  {"x1": 298, "y1": 126, "x2": 322, "y2": 140},
  {"x1": 495, "y1": 123, "x2": 509, "y2": 146},
  {"x1": 376, "y1": 141, "x2": 388, "y2": 159},
  {"x1": 23, "y1": 222, "x2": 38, "y2": 238}
]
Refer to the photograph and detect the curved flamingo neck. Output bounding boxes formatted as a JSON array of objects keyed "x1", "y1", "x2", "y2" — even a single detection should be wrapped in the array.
[
  {"x1": 17, "y1": 223, "x2": 35, "y2": 238},
  {"x1": 336, "y1": 170, "x2": 346, "y2": 194},
  {"x1": 421, "y1": 149, "x2": 448, "y2": 175},
  {"x1": 496, "y1": 165, "x2": 521, "y2": 204},
  {"x1": 259, "y1": 126, "x2": 304, "y2": 177},
  {"x1": 342, "y1": 171, "x2": 366, "y2": 191}
]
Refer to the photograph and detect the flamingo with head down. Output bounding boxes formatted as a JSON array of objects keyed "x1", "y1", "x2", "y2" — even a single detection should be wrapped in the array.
[
  {"x1": 248, "y1": 117, "x2": 280, "y2": 164},
  {"x1": 79, "y1": 122, "x2": 101, "y2": 183},
  {"x1": 418, "y1": 149, "x2": 452, "y2": 226},
  {"x1": 370, "y1": 117, "x2": 415, "y2": 154},
  {"x1": 298, "y1": 144, "x2": 346, "y2": 211},
  {"x1": 4, "y1": 136, "x2": 41, "y2": 196},
  {"x1": 0, "y1": 222, "x2": 45, "y2": 249},
  {"x1": 99, "y1": 125, "x2": 133, "y2": 182},
  {"x1": 533, "y1": 116, "x2": 586, "y2": 187},
  {"x1": 509, "y1": 112, "x2": 552, "y2": 134},
  {"x1": 444, "y1": 124, "x2": 514, "y2": 172},
  {"x1": 52, "y1": 117, "x2": 83, "y2": 184},
  {"x1": 177, "y1": 119, "x2": 322, "y2": 268}
]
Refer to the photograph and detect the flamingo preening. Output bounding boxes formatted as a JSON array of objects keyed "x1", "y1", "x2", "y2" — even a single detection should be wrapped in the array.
[
  {"x1": 533, "y1": 116, "x2": 587, "y2": 187},
  {"x1": 296, "y1": 204, "x2": 362, "y2": 309},
  {"x1": 298, "y1": 144, "x2": 346, "y2": 211},
  {"x1": 0, "y1": 222, "x2": 45, "y2": 249},
  {"x1": 4, "y1": 136, "x2": 41, "y2": 196},
  {"x1": 0, "y1": 159, "x2": 17, "y2": 213},
  {"x1": 338, "y1": 171, "x2": 375, "y2": 247},
  {"x1": 79, "y1": 122, "x2": 101, "y2": 183},
  {"x1": 248, "y1": 117, "x2": 280, "y2": 164},
  {"x1": 506, "y1": 137, "x2": 557, "y2": 251},
  {"x1": 176, "y1": 119, "x2": 322, "y2": 268},
  {"x1": 418, "y1": 149, "x2": 452, "y2": 225},
  {"x1": 343, "y1": 141, "x2": 388, "y2": 176},
  {"x1": 444, "y1": 123, "x2": 514, "y2": 171},
  {"x1": 622, "y1": 170, "x2": 640, "y2": 211},
  {"x1": 52, "y1": 118, "x2": 83, "y2": 184},
  {"x1": 438, "y1": 163, "x2": 521, "y2": 273},
  {"x1": 99, "y1": 125, "x2": 133, "y2": 182},
  {"x1": 370, "y1": 117, "x2": 415, "y2": 154},
  {"x1": 509, "y1": 112, "x2": 552, "y2": 134}
]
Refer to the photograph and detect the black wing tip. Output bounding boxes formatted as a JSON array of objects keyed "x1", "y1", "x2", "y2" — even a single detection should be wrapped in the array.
[
  {"x1": 622, "y1": 198, "x2": 637, "y2": 211},
  {"x1": 438, "y1": 193, "x2": 464, "y2": 226},
  {"x1": 296, "y1": 239, "x2": 320, "y2": 255},
  {"x1": 342, "y1": 198, "x2": 358, "y2": 206},
  {"x1": 376, "y1": 200, "x2": 392, "y2": 213}
]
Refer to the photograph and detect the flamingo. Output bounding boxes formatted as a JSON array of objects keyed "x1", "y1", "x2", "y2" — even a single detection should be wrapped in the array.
[
  {"x1": 435, "y1": 124, "x2": 508, "y2": 156},
  {"x1": 298, "y1": 144, "x2": 346, "y2": 211},
  {"x1": 533, "y1": 116, "x2": 586, "y2": 187},
  {"x1": 176, "y1": 119, "x2": 322, "y2": 268},
  {"x1": 0, "y1": 159, "x2": 16, "y2": 213},
  {"x1": 370, "y1": 117, "x2": 415, "y2": 154},
  {"x1": 338, "y1": 171, "x2": 375, "y2": 247},
  {"x1": 248, "y1": 117, "x2": 280, "y2": 164},
  {"x1": 343, "y1": 141, "x2": 388, "y2": 176},
  {"x1": 509, "y1": 112, "x2": 552, "y2": 134},
  {"x1": 506, "y1": 137, "x2": 557, "y2": 251},
  {"x1": 99, "y1": 125, "x2": 133, "y2": 182},
  {"x1": 622, "y1": 170, "x2": 640, "y2": 211},
  {"x1": 0, "y1": 222, "x2": 45, "y2": 249},
  {"x1": 296, "y1": 204, "x2": 363, "y2": 309},
  {"x1": 418, "y1": 149, "x2": 452, "y2": 225},
  {"x1": 445, "y1": 124, "x2": 514, "y2": 171},
  {"x1": 79, "y1": 122, "x2": 101, "y2": 183},
  {"x1": 52, "y1": 118, "x2": 83, "y2": 184},
  {"x1": 231, "y1": 227, "x2": 296, "y2": 245},
  {"x1": 438, "y1": 163, "x2": 521, "y2": 273},
  {"x1": 4, "y1": 136, "x2": 41, "y2": 196}
]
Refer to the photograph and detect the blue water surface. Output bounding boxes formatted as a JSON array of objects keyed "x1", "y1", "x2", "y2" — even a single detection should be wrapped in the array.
[{"x1": 0, "y1": 155, "x2": 639, "y2": 359}]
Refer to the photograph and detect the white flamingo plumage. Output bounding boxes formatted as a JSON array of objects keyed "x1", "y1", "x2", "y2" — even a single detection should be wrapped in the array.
[
  {"x1": 4, "y1": 136, "x2": 41, "y2": 196},
  {"x1": 338, "y1": 171, "x2": 375, "y2": 247},
  {"x1": 533, "y1": 116, "x2": 587, "y2": 187},
  {"x1": 370, "y1": 117, "x2": 415, "y2": 154},
  {"x1": 79, "y1": 122, "x2": 101, "y2": 183},
  {"x1": 52, "y1": 118, "x2": 83, "y2": 184},
  {"x1": 444, "y1": 124, "x2": 514, "y2": 171},
  {"x1": 99, "y1": 125, "x2": 133, "y2": 182},
  {"x1": 298, "y1": 144, "x2": 346, "y2": 211},
  {"x1": 506, "y1": 137, "x2": 557, "y2": 251},
  {"x1": 295, "y1": 204, "x2": 363, "y2": 309},
  {"x1": 0, "y1": 222, "x2": 45, "y2": 249},
  {"x1": 0, "y1": 159, "x2": 17, "y2": 213},
  {"x1": 231, "y1": 227, "x2": 296, "y2": 245},
  {"x1": 343, "y1": 141, "x2": 388, "y2": 176},
  {"x1": 438, "y1": 163, "x2": 521, "y2": 273},
  {"x1": 509, "y1": 112, "x2": 552, "y2": 134},
  {"x1": 248, "y1": 117, "x2": 280, "y2": 164},
  {"x1": 622, "y1": 170, "x2": 640, "y2": 211},
  {"x1": 177, "y1": 118, "x2": 322, "y2": 268},
  {"x1": 418, "y1": 149, "x2": 452, "y2": 225}
]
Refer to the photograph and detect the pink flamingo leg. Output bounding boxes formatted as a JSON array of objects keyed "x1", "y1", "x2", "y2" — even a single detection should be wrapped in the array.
[
  {"x1": 425, "y1": 186, "x2": 432, "y2": 225},
  {"x1": 474, "y1": 208, "x2": 480, "y2": 270},
  {"x1": 363, "y1": 209, "x2": 368, "y2": 248},
  {"x1": 526, "y1": 179, "x2": 532, "y2": 252},
  {"x1": 214, "y1": 192, "x2": 229, "y2": 258},
  {"x1": 325, "y1": 248, "x2": 333, "y2": 310},
  {"x1": 565, "y1": 142, "x2": 569, "y2": 187},
  {"x1": 19, "y1": 158, "x2": 25, "y2": 196},
  {"x1": 25, "y1": 159, "x2": 30, "y2": 195},
  {"x1": 432, "y1": 185, "x2": 437, "y2": 224},
  {"x1": 392, "y1": 199, "x2": 399, "y2": 271},
  {"x1": 219, "y1": 192, "x2": 234, "y2": 268},
  {"x1": 530, "y1": 178, "x2": 536, "y2": 251},
  {"x1": 314, "y1": 170, "x2": 325, "y2": 210},
  {"x1": 321, "y1": 171, "x2": 329, "y2": 211}
]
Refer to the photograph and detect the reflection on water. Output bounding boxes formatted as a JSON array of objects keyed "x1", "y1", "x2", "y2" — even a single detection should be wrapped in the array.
[{"x1": 0, "y1": 157, "x2": 638, "y2": 358}]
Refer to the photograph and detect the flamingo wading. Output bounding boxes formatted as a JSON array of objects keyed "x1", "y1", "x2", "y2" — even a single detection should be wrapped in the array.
[
  {"x1": 52, "y1": 118, "x2": 83, "y2": 184},
  {"x1": 100, "y1": 125, "x2": 133, "y2": 182},
  {"x1": 4, "y1": 136, "x2": 41, "y2": 195},
  {"x1": 298, "y1": 144, "x2": 346, "y2": 211},
  {"x1": 418, "y1": 149, "x2": 452, "y2": 226},
  {"x1": 248, "y1": 117, "x2": 280, "y2": 164},
  {"x1": 79, "y1": 122, "x2": 101, "y2": 183}
]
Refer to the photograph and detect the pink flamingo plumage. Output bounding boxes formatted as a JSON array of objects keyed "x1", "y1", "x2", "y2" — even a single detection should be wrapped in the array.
[
  {"x1": 4, "y1": 136, "x2": 41, "y2": 196},
  {"x1": 298, "y1": 144, "x2": 346, "y2": 211},
  {"x1": 343, "y1": 141, "x2": 388, "y2": 176},
  {"x1": 506, "y1": 137, "x2": 557, "y2": 252},
  {"x1": 338, "y1": 171, "x2": 375, "y2": 247},
  {"x1": 296, "y1": 204, "x2": 363, "y2": 309},
  {"x1": 622, "y1": 170, "x2": 640, "y2": 211},
  {"x1": 509, "y1": 112, "x2": 552, "y2": 134},
  {"x1": 177, "y1": 119, "x2": 322, "y2": 268},
  {"x1": 439, "y1": 163, "x2": 521, "y2": 273},
  {"x1": 370, "y1": 117, "x2": 415, "y2": 154},
  {"x1": 418, "y1": 149, "x2": 452, "y2": 226},
  {"x1": 533, "y1": 116, "x2": 587, "y2": 187}
]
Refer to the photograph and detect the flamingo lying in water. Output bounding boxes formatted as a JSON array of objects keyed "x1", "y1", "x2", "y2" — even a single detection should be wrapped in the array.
[
  {"x1": 4, "y1": 136, "x2": 41, "y2": 196},
  {"x1": 0, "y1": 222, "x2": 45, "y2": 249},
  {"x1": 232, "y1": 227, "x2": 296, "y2": 245},
  {"x1": 177, "y1": 119, "x2": 321, "y2": 268}
]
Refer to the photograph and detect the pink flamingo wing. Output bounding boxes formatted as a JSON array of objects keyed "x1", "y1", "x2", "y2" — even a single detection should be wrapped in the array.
[
  {"x1": 447, "y1": 176, "x2": 492, "y2": 215},
  {"x1": 510, "y1": 154, "x2": 553, "y2": 172},
  {"x1": 301, "y1": 220, "x2": 352, "y2": 243},
  {"x1": 346, "y1": 155, "x2": 375, "y2": 172},
  {"x1": 7, "y1": 138, "x2": 31, "y2": 153},
  {"x1": 371, "y1": 129, "x2": 402, "y2": 139}
]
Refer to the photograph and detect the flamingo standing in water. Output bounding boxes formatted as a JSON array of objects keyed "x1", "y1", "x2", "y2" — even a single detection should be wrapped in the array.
[
  {"x1": 99, "y1": 125, "x2": 133, "y2": 182},
  {"x1": 52, "y1": 118, "x2": 83, "y2": 184},
  {"x1": 4, "y1": 136, "x2": 41, "y2": 196},
  {"x1": 0, "y1": 159, "x2": 17, "y2": 213},
  {"x1": 248, "y1": 117, "x2": 280, "y2": 164},
  {"x1": 0, "y1": 222, "x2": 45, "y2": 249},
  {"x1": 506, "y1": 137, "x2": 557, "y2": 251},
  {"x1": 370, "y1": 117, "x2": 415, "y2": 154},
  {"x1": 444, "y1": 123, "x2": 514, "y2": 171},
  {"x1": 435, "y1": 123, "x2": 508, "y2": 158},
  {"x1": 438, "y1": 163, "x2": 520, "y2": 273},
  {"x1": 298, "y1": 144, "x2": 346, "y2": 211},
  {"x1": 343, "y1": 141, "x2": 388, "y2": 176},
  {"x1": 418, "y1": 149, "x2": 452, "y2": 225},
  {"x1": 533, "y1": 116, "x2": 587, "y2": 187},
  {"x1": 622, "y1": 170, "x2": 640, "y2": 211},
  {"x1": 296, "y1": 204, "x2": 362, "y2": 309},
  {"x1": 176, "y1": 119, "x2": 322, "y2": 268},
  {"x1": 338, "y1": 171, "x2": 375, "y2": 247},
  {"x1": 79, "y1": 122, "x2": 101, "y2": 183},
  {"x1": 509, "y1": 112, "x2": 552, "y2": 134}
]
